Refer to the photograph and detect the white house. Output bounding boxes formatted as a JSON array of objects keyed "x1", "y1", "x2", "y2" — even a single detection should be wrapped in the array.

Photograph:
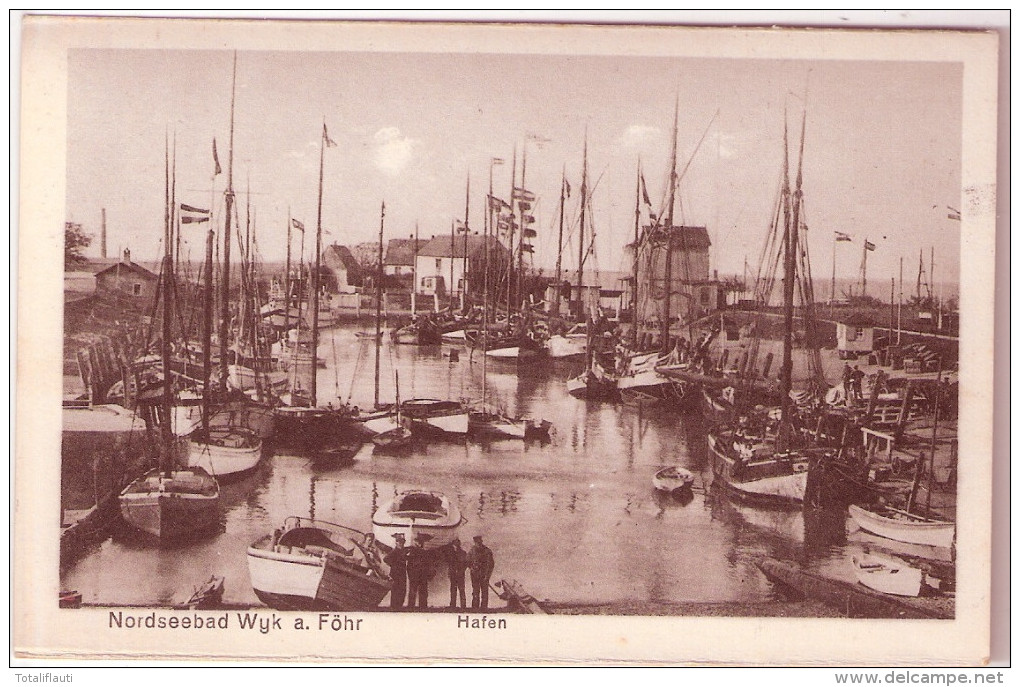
[{"x1": 414, "y1": 234, "x2": 507, "y2": 298}]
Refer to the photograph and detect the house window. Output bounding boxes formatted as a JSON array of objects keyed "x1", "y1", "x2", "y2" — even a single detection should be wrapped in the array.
[
  {"x1": 435, "y1": 258, "x2": 442, "y2": 270},
  {"x1": 133, "y1": 283, "x2": 142, "y2": 296}
]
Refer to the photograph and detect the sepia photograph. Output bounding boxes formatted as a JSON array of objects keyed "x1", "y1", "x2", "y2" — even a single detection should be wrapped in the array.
[{"x1": 14, "y1": 14, "x2": 1000, "y2": 665}]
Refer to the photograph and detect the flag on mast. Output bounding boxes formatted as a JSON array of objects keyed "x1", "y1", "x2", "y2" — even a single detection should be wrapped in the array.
[
  {"x1": 212, "y1": 139, "x2": 222, "y2": 176},
  {"x1": 865, "y1": 240, "x2": 876, "y2": 251},
  {"x1": 180, "y1": 203, "x2": 211, "y2": 224},
  {"x1": 323, "y1": 123, "x2": 337, "y2": 148},
  {"x1": 835, "y1": 231, "x2": 852, "y2": 242},
  {"x1": 564, "y1": 178, "x2": 572, "y2": 198},
  {"x1": 640, "y1": 173, "x2": 652, "y2": 207},
  {"x1": 292, "y1": 218, "x2": 305, "y2": 233}
]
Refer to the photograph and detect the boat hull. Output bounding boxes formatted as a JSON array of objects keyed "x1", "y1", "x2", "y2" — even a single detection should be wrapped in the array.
[
  {"x1": 852, "y1": 551, "x2": 924, "y2": 597},
  {"x1": 119, "y1": 472, "x2": 220, "y2": 540},
  {"x1": 372, "y1": 491, "x2": 463, "y2": 550},
  {"x1": 188, "y1": 428, "x2": 263, "y2": 480},
  {"x1": 707, "y1": 431, "x2": 809, "y2": 507},
  {"x1": 848, "y1": 504, "x2": 955, "y2": 549},
  {"x1": 653, "y1": 466, "x2": 695, "y2": 493}
]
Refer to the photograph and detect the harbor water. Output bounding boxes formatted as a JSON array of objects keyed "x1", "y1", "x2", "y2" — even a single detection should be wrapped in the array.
[{"x1": 61, "y1": 325, "x2": 857, "y2": 610}]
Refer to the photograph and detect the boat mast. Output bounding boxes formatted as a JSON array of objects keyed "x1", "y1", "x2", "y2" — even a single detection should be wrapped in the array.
[
  {"x1": 374, "y1": 201, "x2": 385, "y2": 409},
  {"x1": 632, "y1": 160, "x2": 641, "y2": 343},
  {"x1": 310, "y1": 120, "x2": 326, "y2": 407},
  {"x1": 161, "y1": 132, "x2": 173, "y2": 475},
  {"x1": 284, "y1": 208, "x2": 291, "y2": 334},
  {"x1": 576, "y1": 131, "x2": 588, "y2": 322},
  {"x1": 505, "y1": 147, "x2": 517, "y2": 319},
  {"x1": 661, "y1": 98, "x2": 679, "y2": 355},
  {"x1": 780, "y1": 112, "x2": 807, "y2": 434},
  {"x1": 218, "y1": 52, "x2": 237, "y2": 394},
  {"x1": 553, "y1": 165, "x2": 566, "y2": 319},
  {"x1": 462, "y1": 174, "x2": 470, "y2": 312},
  {"x1": 201, "y1": 222, "x2": 214, "y2": 437},
  {"x1": 411, "y1": 221, "x2": 418, "y2": 317}
]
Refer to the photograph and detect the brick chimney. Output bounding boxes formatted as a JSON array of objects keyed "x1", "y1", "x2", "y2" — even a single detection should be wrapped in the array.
[{"x1": 123, "y1": 247, "x2": 131, "y2": 264}]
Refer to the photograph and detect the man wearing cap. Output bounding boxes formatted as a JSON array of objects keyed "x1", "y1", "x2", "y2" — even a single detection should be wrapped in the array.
[
  {"x1": 468, "y1": 535, "x2": 495, "y2": 610},
  {"x1": 447, "y1": 538, "x2": 468, "y2": 609},
  {"x1": 405, "y1": 533, "x2": 430, "y2": 609},
  {"x1": 383, "y1": 533, "x2": 408, "y2": 610}
]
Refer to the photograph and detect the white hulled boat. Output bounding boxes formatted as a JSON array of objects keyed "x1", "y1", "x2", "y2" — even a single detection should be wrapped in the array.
[
  {"x1": 372, "y1": 490, "x2": 464, "y2": 550},
  {"x1": 247, "y1": 516, "x2": 391, "y2": 611}
]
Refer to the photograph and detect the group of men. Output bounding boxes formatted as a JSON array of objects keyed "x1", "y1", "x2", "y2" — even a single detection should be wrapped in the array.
[
  {"x1": 382, "y1": 532, "x2": 496, "y2": 611},
  {"x1": 842, "y1": 363, "x2": 866, "y2": 402}
]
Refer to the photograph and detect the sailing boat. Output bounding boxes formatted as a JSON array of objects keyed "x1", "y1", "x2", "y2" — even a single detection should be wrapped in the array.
[
  {"x1": 273, "y1": 122, "x2": 360, "y2": 452},
  {"x1": 544, "y1": 167, "x2": 587, "y2": 362},
  {"x1": 615, "y1": 101, "x2": 691, "y2": 408},
  {"x1": 119, "y1": 136, "x2": 220, "y2": 540},
  {"x1": 706, "y1": 112, "x2": 834, "y2": 507},
  {"x1": 187, "y1": 57, "x2": 265, "y2": 478}
]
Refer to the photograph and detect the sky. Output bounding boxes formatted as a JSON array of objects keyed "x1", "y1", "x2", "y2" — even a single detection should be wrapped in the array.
[{"x1": 66, "y1": 46, "x2": 963, "y2": 289}]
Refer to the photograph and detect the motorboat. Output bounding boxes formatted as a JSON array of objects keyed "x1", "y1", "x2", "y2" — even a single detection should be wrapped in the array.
[
  {"x1": 247, "y1": 516, "x2": 391, "y2": 611},
  {"x1": 372, "y1": 490, "x2": 463, "y2": 550}
]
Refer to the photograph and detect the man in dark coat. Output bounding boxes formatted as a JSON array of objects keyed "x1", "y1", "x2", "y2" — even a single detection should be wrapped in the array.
[
  {"x1": 383, "y1": 533, "x2": 407, "y2": 610},
  {"x1": 405, "y1": 533, "x2": 430, "y2": 609},
  {"x1": 447, "y1": 538, "x2": 468, "y2": 609},
  {"x1": 467, "y1": 535, "x2": 495, "y2": 610}
]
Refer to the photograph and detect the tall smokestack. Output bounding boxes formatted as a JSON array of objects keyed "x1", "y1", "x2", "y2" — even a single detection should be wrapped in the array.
[{"x1": 101, "y1": 208, "x2": 107, "y2": 259}]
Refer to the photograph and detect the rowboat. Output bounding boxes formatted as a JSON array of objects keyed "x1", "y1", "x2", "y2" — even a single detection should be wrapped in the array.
[
  {"x1": 372, "y1": 490, "x2": 463, "y2": 550},
  {"x1": 247, "y1": 516, "x2": 391, "y2": 612},
  {"x1": 400, "y1": 398, "x2": 469, "y2": 437},
  {"x1": 847, "y1": 504, "x2": 956, "y2": 549},
  {"x1": 652, "y1": 466, "x2": 695, "y2": 494},
  {"x1": 851, "y1": 550, "x2": 925, "y2": 597}
]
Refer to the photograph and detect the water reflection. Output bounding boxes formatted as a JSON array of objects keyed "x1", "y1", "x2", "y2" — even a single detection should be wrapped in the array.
[{"x1": 61, "y1": 325, "x2": 860, "y2": 609}]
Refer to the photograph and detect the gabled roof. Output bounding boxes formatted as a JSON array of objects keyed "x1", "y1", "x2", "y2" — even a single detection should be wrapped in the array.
[
  {"x1": 66, "y1": 257, "x2": 122, "y2": 275},
  {"x1": 322, "y1": 243, "x2": 363, "y2": 275},
  {"x1": 416, "y1": 234, "x2": 506, "y2": 259},
  {"x1": 385, "y1": 238, "x2": 426, "y2": 266},
  {"x1": 94, "y1": 260, "x2": 158, "y2": 280},
  {"x1": 555, "y1": 269, "x2": 631, "y2": 290}
]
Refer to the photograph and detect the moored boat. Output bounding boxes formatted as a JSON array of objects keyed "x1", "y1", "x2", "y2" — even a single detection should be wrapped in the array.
[
  {"x1": 652, "y1": 465, "x2": 695, "y2": 494},
  {"x1": 851, "y1": 549, "x2": 925, "y2": 597},
  {"x1": 707, "y1": 427, "x2": 818, "y2": 507},
  {"x1": 187, "y1": 425, "x2": 263, "y2": 480},
  {"x1": 247, "y1": 516, "x2": 391, "y2": 611},
  {"x1": 400, "y1": 398, "x2": 469, "y2": 437},
  {"x1": 372, "y1": 490, "x2": 464, "y2": 550},
  {"x1": 847, "y1": 504, "x2": 956, "y2": 549},
  {"x1": 118, "y1": 467, "x2": 220, "y2": 540}
]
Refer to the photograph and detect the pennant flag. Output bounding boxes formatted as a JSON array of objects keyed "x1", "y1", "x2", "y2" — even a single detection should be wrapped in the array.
[
  {"x1": 947, "y1": 209, "x2": 961, "y2": 221},
  {"x1": 292, "y1": 218, "x2": 305, "y2": 233},
  {"x1": 212, "y1": 139, "x2": 222, "y2": 176},
  {"x1": 564, "y1": 178, "x2": 572, "y2": 198},
  {"x1": 180, "y1": 203, "x2": 210, "y2": 224},
  {"x1": 522, "y1": 228, "x2": 537, "y2": 239},
  {"x1": 522, "y1": 215, "x2": 535, "y2": 224},
  {"x1": 456, "y1": 220, "x2": 469, "y2": 233},
  {"x1": 520, "y1": 243, "x2": 534, "y2": 253},
  {"x1": 865, "y1": 240, "x2": 876, "y2": 252},
  {"x1": 835, "y1": 231, "x2": 852, "y2": 242},
  {"x1": 323, "y1": 123, "x2": 337, "y2": 148},
  {"x1": 640, "y1": 173, "x2": 652, "y2": 206},
  {"x1": 517, "y1": 200, "x2": 532, "y2": 211},
  {"x1": 513, "y1": 187, "x2": 536, "y2": 202},
  {"x1": 489, "y1": 195, "x2": 511, "y2": 212},
  {"x1": 491, "y1": 157, "x2": 505, "y2": 166}
]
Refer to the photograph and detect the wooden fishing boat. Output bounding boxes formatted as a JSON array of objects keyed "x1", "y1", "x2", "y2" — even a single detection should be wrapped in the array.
[
  {"x1": 371, "y1": 425, "x2": 415, "y2": 454},
  {"x1": 119, "y1": 467, "x2": 220, "y2": 540},
  {"x1": 652, "y1": 465, "x2": 695, "y2": 494},
  {"x1": 311, "y1": 441, "x2": 363, "y2": 468},
  {"x1": 371, "y1": 490, "x2": 463, "y2": 550},
  {"x1": 247, "y1": 516, "x2": 391, "y2": 611},
  {"x1": 848, "y1": 504, "x2": 955, "y2": 549},
  {"x1": 399, "y1": 398, "x2": 469, "y2": 437},
  {"x1": 851, "y1": 550, "x2": 925, "y2": 597}
]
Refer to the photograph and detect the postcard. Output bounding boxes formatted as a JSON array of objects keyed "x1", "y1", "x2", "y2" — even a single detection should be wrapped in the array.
[{"x1": 15, "y1": 15, "x2": 999, "y2": 665}]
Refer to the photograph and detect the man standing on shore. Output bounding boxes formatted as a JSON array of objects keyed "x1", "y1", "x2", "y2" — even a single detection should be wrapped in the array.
[
  {"x1": 447, "y1": 538, "x2": 468, "y2": 609},
  {"x1": 406, "y1": 533, "x2": 430, "y2": 609},
  {"x1": 383, "y1": 533, "x2": 408, "y2": 610},
  {"x1": 468, "y1": 535, "x2": 495, "y2": 610}
]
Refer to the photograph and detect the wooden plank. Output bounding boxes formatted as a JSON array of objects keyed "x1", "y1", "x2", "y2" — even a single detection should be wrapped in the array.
[{"x1": 756, "y1": 557, "x2": 952, "y2": 620}]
